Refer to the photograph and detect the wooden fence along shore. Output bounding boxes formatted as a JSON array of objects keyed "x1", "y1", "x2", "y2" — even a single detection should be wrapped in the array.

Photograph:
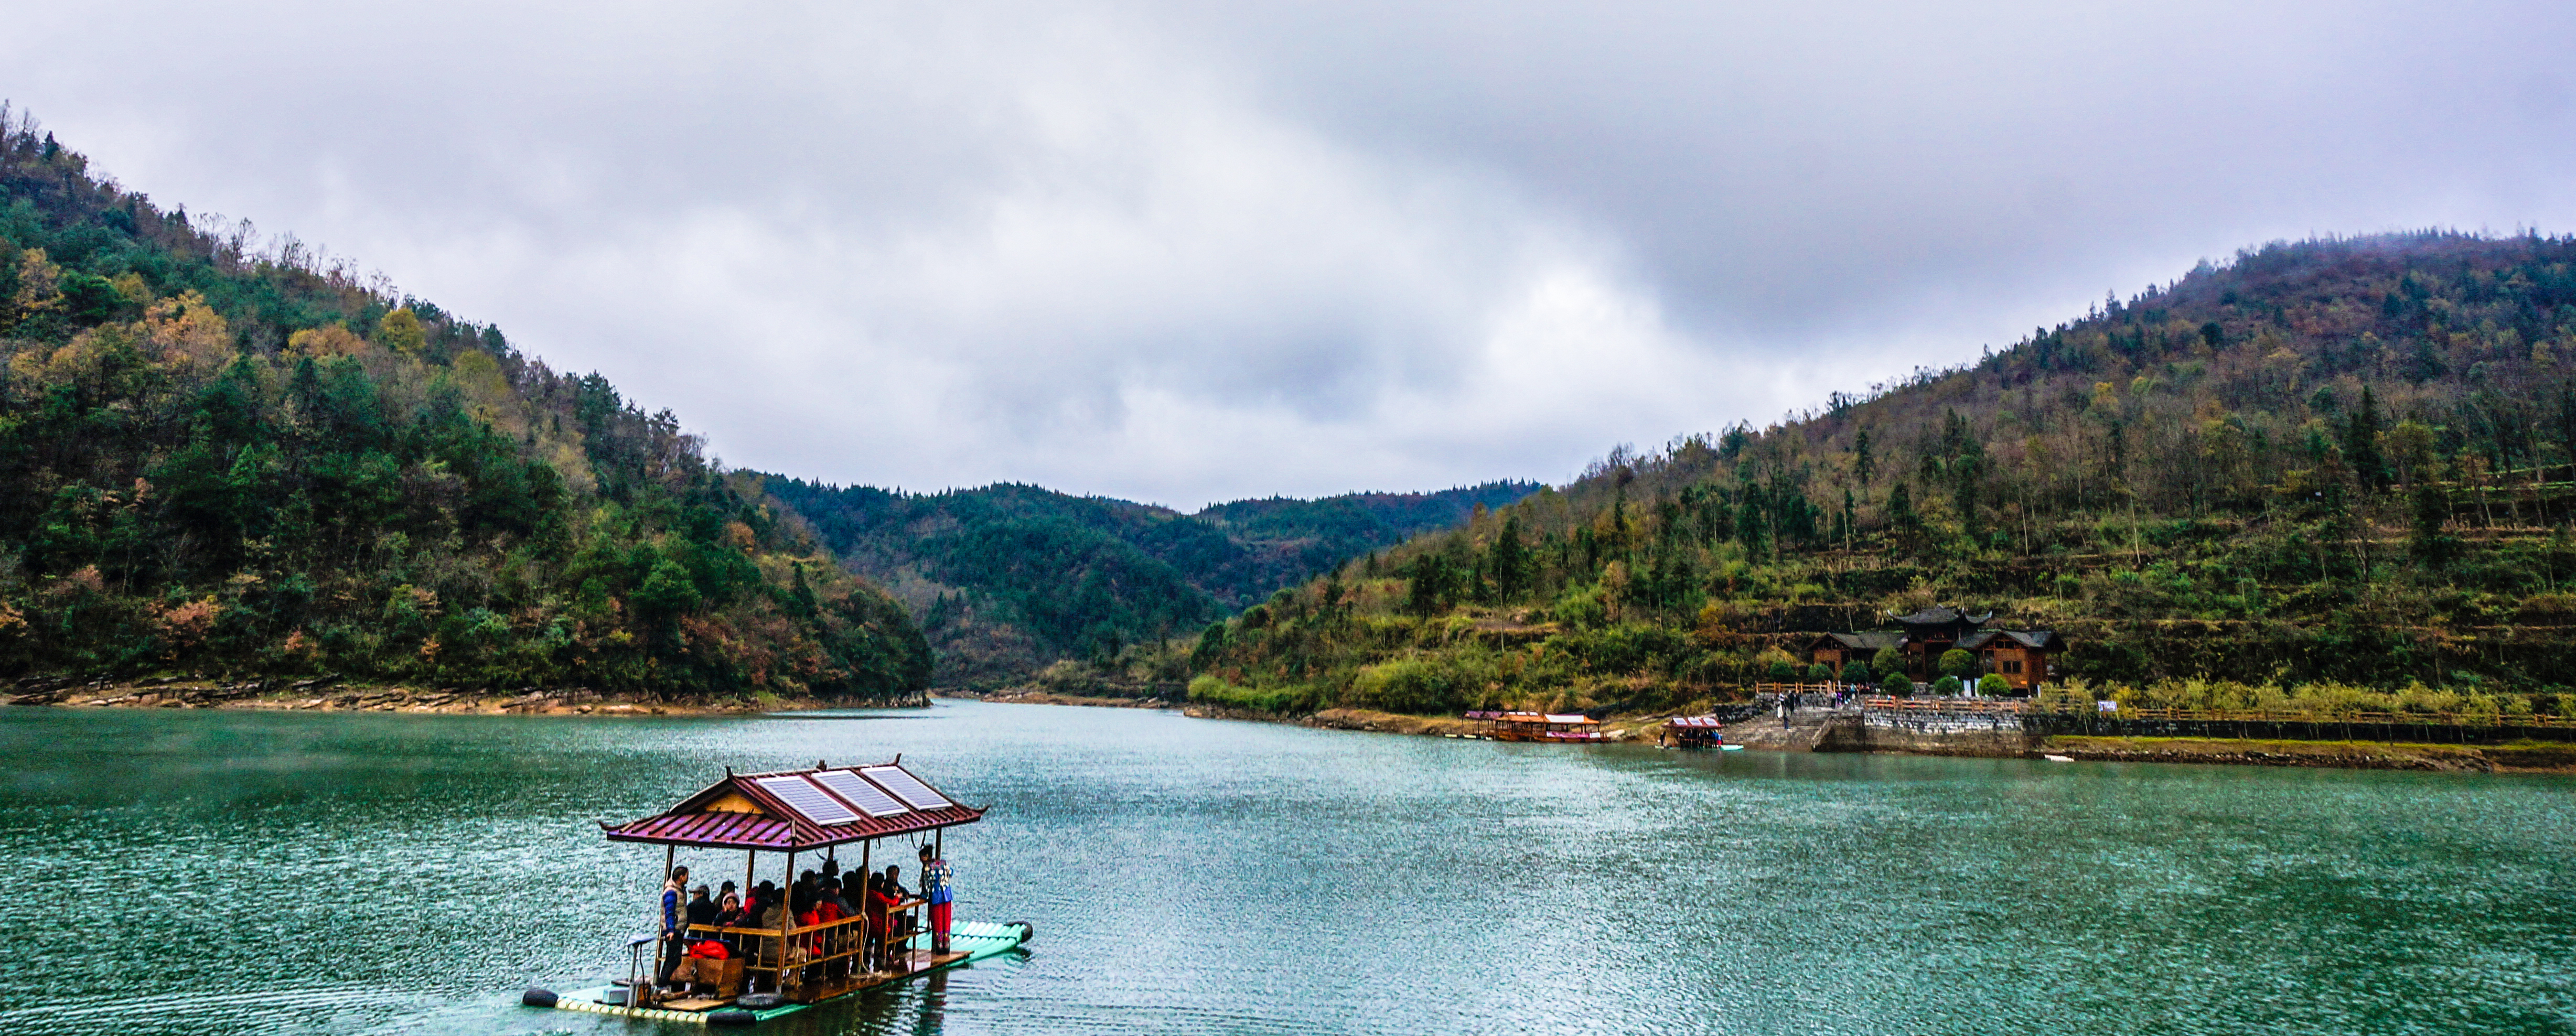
[{"x1": 1743, "y1": 683, "x2": 2576, "y2": 743}]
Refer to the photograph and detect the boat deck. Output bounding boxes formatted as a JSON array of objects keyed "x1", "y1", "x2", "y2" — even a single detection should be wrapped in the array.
[{"x1": 545, "y1": 920, "x2": 1029, "y2": 1026}]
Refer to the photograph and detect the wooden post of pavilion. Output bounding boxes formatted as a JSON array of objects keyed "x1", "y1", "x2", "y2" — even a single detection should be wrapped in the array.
[
  {"x1": 858, "y1": 838, "x2": 873, "y2": 973},
  {"x1": 781, "y1": 849, "x2": 796, "y2": 997},
  {"x1": 649, "y1": 844, "x2": 674, "y2": 1010}
]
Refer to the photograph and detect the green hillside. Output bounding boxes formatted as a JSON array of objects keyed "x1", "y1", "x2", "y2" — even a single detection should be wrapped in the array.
[
  {"x1": 1191, "y1": 232, "x2": 2576, "y2": 720},
  {"x1": 766, "y1": 477, "x2": 1538, "y2": 686},
  {"x1": 0, "y1": 106, "x2": 930, "y2": 698}
]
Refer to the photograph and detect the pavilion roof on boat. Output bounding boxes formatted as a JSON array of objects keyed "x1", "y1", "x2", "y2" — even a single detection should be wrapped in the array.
[
  {"x1": 1464, "y1": 711, "x2": 1600, "y2": 725},
  {"x1": 600, "y1": 760, "x2": 984, "y2": 851}
]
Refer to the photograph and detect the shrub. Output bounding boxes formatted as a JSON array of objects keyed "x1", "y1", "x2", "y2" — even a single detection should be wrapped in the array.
[
  {"x1": 1767, "y1": 659, "x2": 1798, "y2": 681},
  {"x1": 1807, "y1": 662, "x2": 1833, "y2": 682},
  {"x1": 1558, "y1": 622, "x2": 1688, "y2": 675},
  {"x1": 1932, "y1": 675, "x2": 1964, "y2": 696},
  {"x1": 1870, "y1": 644, "x2": 1904, "y2": 677},
  {"x1": 1839, "y1": 659, "x2": 1872, "y2": 683},
  {"x1": 1553, "y1": 584, "x2": 1608, "y2": 630},
  {"x1": 1978, "y1": 674, "x2": 2010, "y2": 696},
  {"x1": 1349, "y1": 656, "x2": 1476, "y2": 715},
  {"x1": 1938, "y1": 648, "x2": 1977, "y2": 678},
  {"x1": 1880, "y1": 673, "x2": 1913, "y2": 696},
  {"x1": 1187, "y1": 674, "x2": 1319, "y2": 715}
]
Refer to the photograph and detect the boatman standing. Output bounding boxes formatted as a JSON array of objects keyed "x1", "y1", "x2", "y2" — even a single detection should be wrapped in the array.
[
  {"x1": 918, "y1": 844, "x2": 953, "y2": 954},
  {"x1": 658, "y1": 865, "x2": 690, "y2": 987}
]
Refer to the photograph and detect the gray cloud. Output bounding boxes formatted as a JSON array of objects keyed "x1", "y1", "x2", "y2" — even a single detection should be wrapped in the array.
[{"x1": 9, "y1": 0, "x2": 2573, "y2": 506}]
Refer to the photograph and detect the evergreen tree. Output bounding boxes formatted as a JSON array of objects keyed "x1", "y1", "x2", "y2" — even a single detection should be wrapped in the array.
[
  {"x1": 1489, "y1": 514, "x2": 1529, "y2": 600},
  {"x1": 2346, "y1": 385, "x2": 2391, "y2": 492}
]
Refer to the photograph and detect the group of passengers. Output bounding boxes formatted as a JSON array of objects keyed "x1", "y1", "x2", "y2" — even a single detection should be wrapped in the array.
[{"x1": 658, "y1": 844, "x2": 956, "y2": 992}]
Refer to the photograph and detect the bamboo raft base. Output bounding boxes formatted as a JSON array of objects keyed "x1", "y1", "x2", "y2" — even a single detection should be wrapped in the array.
[{"x1": 544, "y1": 921, "x2": 1029, "y2": 1026}]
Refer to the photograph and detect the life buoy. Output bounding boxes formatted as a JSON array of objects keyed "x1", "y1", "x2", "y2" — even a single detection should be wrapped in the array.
[
  {"x1": 521, "y1": 988, "x2": 558, "y2": 1008},
  {"x1": 1010, "y1": 920, "x2": 1035, "y2": 944},
  {"x1": 708, "y1": 1008, "x2": 759, "y2": 1026}
]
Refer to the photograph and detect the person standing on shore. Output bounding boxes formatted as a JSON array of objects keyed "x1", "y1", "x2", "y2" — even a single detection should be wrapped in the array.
[{"x1": 919, "y1": 844, "x2": 953, "y2": 954}]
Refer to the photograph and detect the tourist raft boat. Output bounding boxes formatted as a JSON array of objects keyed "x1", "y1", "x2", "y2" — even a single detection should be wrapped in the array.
[
  {"x1": 1661, "y1": 715, "x2": 1742, "y2": 750},
  {"x1": 521, "y1": 759, "x2": 1031, "y2": 1027},
  {"x1": 1464, "y1": 710, "x2": 1609, "y2": 742}
]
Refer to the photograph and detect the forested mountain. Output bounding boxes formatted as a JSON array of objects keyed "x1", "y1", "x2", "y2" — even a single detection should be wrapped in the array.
[
  {"x1": 766, "y1": 477, "x2": 1538, "y2": 686},
  {"x1": 0, "y1": 106, "x2": 931, "y2": 698},
  {"x1": 1193, "y1": 232, "x2": 2576, "y2": 720}
]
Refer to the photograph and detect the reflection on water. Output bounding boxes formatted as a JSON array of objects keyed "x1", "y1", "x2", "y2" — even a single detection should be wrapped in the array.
[{"x1": 5, "y1": 701, "x2": 2573, "y2": 1035}]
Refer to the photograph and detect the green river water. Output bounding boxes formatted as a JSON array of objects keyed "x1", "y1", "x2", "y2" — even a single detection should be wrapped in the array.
[{"x1": 4, "y1": 699, "x2": 2572, "y2": 1035}]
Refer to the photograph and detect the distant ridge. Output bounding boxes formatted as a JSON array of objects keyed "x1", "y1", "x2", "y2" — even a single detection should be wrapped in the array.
[{"x1": 766, "y1": 477, "x2": 1538, "y2": 686}]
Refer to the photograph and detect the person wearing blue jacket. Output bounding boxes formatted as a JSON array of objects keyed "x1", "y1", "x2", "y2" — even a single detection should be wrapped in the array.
[{"x1": 657, "y1": 865, "x2": 690, "y2": 986}]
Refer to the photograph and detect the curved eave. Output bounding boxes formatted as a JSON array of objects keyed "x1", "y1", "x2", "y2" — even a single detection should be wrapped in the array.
[{"x1": 602, "y1": 804, "x2": 988, "y2": 851}]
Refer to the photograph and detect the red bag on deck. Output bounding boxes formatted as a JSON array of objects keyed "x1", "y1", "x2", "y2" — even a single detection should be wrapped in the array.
[{"x1": 689, "y1": 939, "x2": 729, "y2": 959}]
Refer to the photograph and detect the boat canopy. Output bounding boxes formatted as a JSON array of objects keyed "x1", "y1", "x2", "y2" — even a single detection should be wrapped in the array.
[
  {"x1": 1666, "y1": 716, "x2": 1726, "y2": 729},
  {"x1": 1465, "y1": 710, "x2": 1600, "y2": 725},
  {"x1": 600, "y1": 761, "x2": 984, "y2": 851}
]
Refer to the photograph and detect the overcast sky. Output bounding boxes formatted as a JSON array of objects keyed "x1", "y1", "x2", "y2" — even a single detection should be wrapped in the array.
[{"x1": 9, "y1": 1, "x2": 2574, "y2": 508}]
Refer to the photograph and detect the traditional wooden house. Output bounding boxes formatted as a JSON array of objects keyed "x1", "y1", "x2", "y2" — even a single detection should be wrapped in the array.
[
  {"x1": 1959, "y1": 629, "x2": 2064, "y2": 690},
  {"x1": 1808, "y1": 632, "x2": 1901, "y2": 677},
  {"x1": 1889, "y1": 607, "x2": 1991, "y2": 675},
  {"x1": 1806, "y1": 607, "x2": 2065, "y2": 692}
]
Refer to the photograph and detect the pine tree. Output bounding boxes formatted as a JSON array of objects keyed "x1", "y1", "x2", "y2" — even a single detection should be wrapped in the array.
[
  {"x1": 1489, "y1": 514, "x2": 1529, "y2": 600},
  {"x1": 2346, "y1": 385, "x2": 2390, "y2": 492}
]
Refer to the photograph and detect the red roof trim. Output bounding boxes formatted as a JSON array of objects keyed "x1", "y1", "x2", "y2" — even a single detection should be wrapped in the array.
[{"x1": 600, "y1": 761, "x2": 986, "y2": 851}]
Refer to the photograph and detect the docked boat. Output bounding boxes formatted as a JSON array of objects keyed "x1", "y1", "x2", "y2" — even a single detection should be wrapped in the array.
[
  {"x1": 521, "y1": 759, "x2": 1029, "y2": 1026},
  {"x1": 1661, "y1": 715, "x2": 1738, "y2": 750},
  {"x1": 1464, "y1": 710, "x2": 1609, "y2": 742}
]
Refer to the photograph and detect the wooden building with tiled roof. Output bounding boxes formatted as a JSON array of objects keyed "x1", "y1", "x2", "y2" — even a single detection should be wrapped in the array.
[{"x1": 1807, "y1": 606, "x2": 2065, "y2": 691}]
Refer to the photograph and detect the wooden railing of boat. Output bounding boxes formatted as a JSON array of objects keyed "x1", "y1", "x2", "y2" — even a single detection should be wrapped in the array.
[{"x1": 688, "y1": 898, "x2": 948, "y2": 1001}]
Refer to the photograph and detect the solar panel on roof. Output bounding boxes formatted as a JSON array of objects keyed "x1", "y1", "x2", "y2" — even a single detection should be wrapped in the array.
[
  {"x1": 754, "y1": 775, "x2": 860, "y2": 825},
  {"x1": 861, "y1": 765, "x2": 953, "y2": 810},
  {"x1": 811, "y1": 769, "x2": 909, "y2": 817}
]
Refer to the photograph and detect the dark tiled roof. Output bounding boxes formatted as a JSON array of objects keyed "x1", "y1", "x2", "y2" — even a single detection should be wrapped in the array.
[
  {"x1": 600, "y1": 762, "x2": 985, "y2": 851},
  {"x1": 1890, "y1": 606, "x2": 1995, "y2": 626},
  {"x1": 1961, "y1": 630, "x2": 2060, "y2": 650},
  {"x1": 1812, "y1": 631, "x2": 1903, "y2": 650}
]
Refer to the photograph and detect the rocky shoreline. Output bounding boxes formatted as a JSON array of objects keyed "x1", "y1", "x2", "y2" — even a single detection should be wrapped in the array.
[
  {"x1": 2040, "y1": 736, "x2": 2576, "y2": 773},
  {"x1": 1063, "y1": 694, "x2": 2576, "y2": 775},
  {"x1": 28, "y1": 679, "x2": 2570, "y2": 773},
  {"x1": 3, "y1": 675, "x2": 838, "y2": 716},
  {"x1": 932, "y1": 687, "x2": 1176, "y2": 710}
]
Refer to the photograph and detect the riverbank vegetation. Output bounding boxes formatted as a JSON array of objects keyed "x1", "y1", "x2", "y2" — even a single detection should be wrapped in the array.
[
  {"x1": 0, "y1": 106, "x2": 930, "y2": 699},
  {"x1": 1191, "y1": 232, "x2": 2576, "y2": 720}
]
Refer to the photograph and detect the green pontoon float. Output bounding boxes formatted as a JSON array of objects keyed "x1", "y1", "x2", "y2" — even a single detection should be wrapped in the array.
[{"x1": 521, "y1": 759, "x2": 1030, "y2": 1027}]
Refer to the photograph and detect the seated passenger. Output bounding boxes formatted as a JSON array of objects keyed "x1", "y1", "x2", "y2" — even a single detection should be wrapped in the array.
[
  {"x1": 861, "y1": 873, "x2": 890, "y2": 965},
  {"x1": 868, "y1": 873, "x2": 904, "y2": 967},
  {"x1": 757, "y1": 883, "x2": 789, "y2": 930},
  {"x1": 686, "y1": 884, "x2": 717, "y2": 933}
]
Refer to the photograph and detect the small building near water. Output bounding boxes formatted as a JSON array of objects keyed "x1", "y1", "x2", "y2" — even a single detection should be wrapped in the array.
[{"x1": 1807, "y1": 607, "x2": 2064, "y2": 692}]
